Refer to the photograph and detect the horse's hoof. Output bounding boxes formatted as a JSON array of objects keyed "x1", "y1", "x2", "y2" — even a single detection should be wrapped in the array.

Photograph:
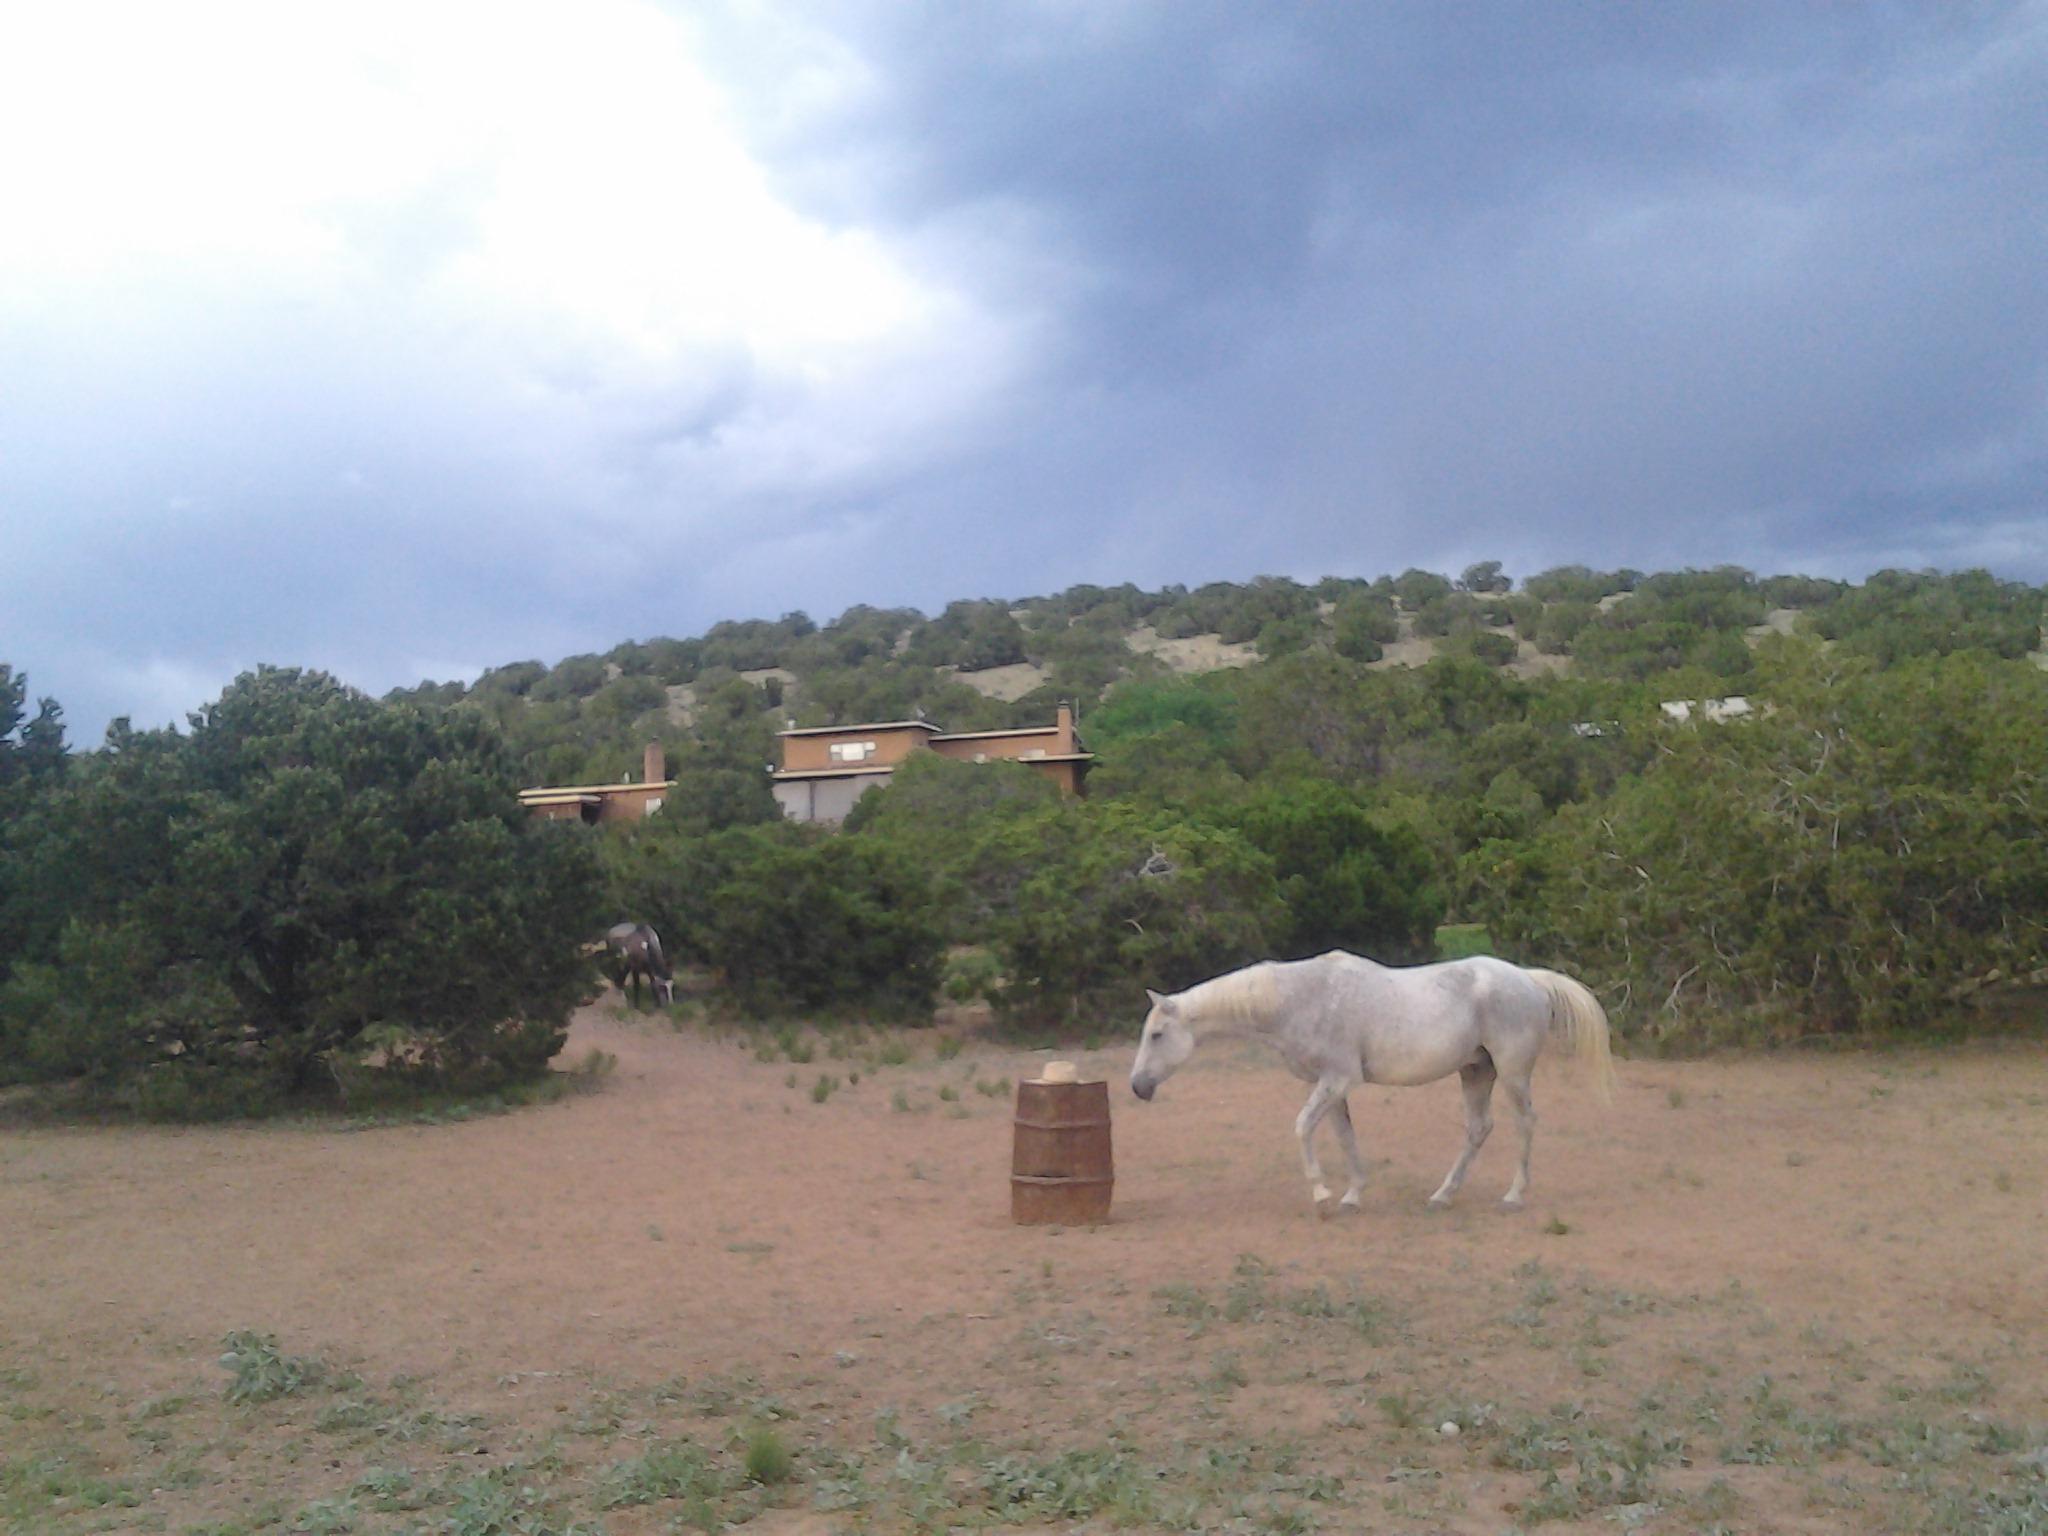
[
  {"x1": 1313, "y1": 1185, "x2": 1337, "y2": 1219},
  {"x1": 1338, "y1": 1197, "x2": 1363, "y2": 1218},
  {"x1": 1426, "y1": 1196, "x2": 1452, "y2": 1214},
  {"x1": 1499, "y1": 1197, "x2": 1526, "y2": 1214}
]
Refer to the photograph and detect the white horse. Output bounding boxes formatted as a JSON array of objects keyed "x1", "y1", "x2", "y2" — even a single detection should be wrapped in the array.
[{"x1": 1129, "y1": 951, "x2": 1615, "y2": 1215}]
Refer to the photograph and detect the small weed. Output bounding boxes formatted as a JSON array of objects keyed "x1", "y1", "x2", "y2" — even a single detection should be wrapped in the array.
[
  {"x1": 811, "y1": 1074, "x2": 839, "y2": 1104},
  {"x1": 1205, "y1": 1353, "x2": 1249, "y2": 1393},
  {"x1": 1667, "y1": 1087, "x2": 1686, "y2": 1108},
  {"x1": 686, "y1": 1373, "x2": 762, "y2": 1417},
  {"x1": 132, "y1": 1392, "x2": 193, "y2": 1421},
  {"x1": 935, "y1": 1036, "x2": 965, "y2": 1061},
  {"x1": 1544, "y1": 1216, "x2": 1571, "y2": 1236},
  {"x1": 1993, "y1": 1169, "x2": 2013, "y2": 1193},
  {"x1": 1786, "y1": 1150, "x2": 1807, "y2": 1167},
  {"x1": 314, "y1": 1397, "x2": 390, "y2": 1433},
  {"x1": 1157, "y1": 1283, "x2": 1216, "y2": 1322},
  {"x1": 744, "y1": 1426, "x2": 794, "y2": 1485},
  {"x1": 1379, "y1": 1391, "x2": 1425, "y2": 1430},
  {"x1": 975, "y1": 1078, "x2": 1010, "y2": 1098},
  {"x1": 891, "y1": 1088, "x2": 912, "y2": 1112},
  {"x1": 938, "y1": 1084, "x2": 960, "y2": 1102},
  {"x1": 875, "y1": 1040, "x2": 912, "y2": 1067},
  {"x1": 218, "y1": 1331, "x2": 335, "y2": 1403},
  {"x1": 600, "y1": 1440, "x2": 727, "y2": 1508}
]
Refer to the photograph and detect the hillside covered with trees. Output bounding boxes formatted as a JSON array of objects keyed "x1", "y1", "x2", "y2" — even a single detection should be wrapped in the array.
[{"x1": 4, "y1": 564, "x2": 2044, "y2": 1112}]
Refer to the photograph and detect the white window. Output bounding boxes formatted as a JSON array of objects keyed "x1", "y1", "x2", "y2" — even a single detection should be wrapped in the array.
[{"x1": 829, "y1": 740, "x2": 878, "y2": 763}]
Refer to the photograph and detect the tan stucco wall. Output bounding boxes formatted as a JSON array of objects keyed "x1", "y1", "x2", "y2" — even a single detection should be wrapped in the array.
[
  {"x1": 527, "y1": 802, "x2": 589, "y2": 823},
  {"x1": 595, "y1": 786, "x2": 668, "y2": 823},
  {"x1": 778, "y1": 726, "x2": 932, "y2": 773}
]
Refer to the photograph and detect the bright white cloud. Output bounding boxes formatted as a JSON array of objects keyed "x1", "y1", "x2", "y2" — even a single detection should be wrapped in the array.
[{"x1": 0, "y1": 0, "x2": 979, "y2": 383}]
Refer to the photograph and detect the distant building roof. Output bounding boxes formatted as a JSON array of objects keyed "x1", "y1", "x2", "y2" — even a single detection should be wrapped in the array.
[
  {"x1": 769, "y1": 764, "x2": 901, "y2": 782},
  {"x1": 930, "y1": 724, "x2": 1061, "y2": 743},
  {"x1": 517, "y1": 780, "x2": 674, "y2": 803},
  {"x1": 774, "y1": 720, "x2": 942, "y2": 738}
]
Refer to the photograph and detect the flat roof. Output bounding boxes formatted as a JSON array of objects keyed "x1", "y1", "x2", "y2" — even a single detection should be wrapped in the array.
[
  {"x1": 518, "y1": 780, "x2": 675, "y2": 801},
  {"x1": 931, "y1": 724, "x2": 1059, "y2": 743},
  {"x1": 769, "y1": 765, "x2": 901, "y2": 782},
  {"x1": 775, "y1": 720, "x2": 942, "y2": 738}
]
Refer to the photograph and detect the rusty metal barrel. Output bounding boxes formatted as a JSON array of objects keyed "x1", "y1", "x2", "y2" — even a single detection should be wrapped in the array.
[{"x1": 1011, "y1": 1073, "x2": 1114, "y2": 1225}]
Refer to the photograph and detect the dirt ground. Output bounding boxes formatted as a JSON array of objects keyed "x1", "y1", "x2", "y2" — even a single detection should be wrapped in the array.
[{"x1": 4, "y1": 1008, "x2": 2045, "y2": 1533}]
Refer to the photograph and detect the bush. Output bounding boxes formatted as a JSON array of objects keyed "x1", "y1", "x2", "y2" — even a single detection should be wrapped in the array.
[
  {"x1": 1484, "y1": 649, "x2": 2048, "y2": 1044},
  {"x1": 1466, "y1": 631, "x2": 1519, "y2": 668},
  {"x1": 709, "y1": 834, "x2": 945, "y2": 1019},
  {"x1": 975, "y1": 801, "x2": 1283, "y2": 1027},
  {"x1": 842, "y1": 754, "x2": 1060, "y2": 937},
  {"x1": 0, "y1": 668, "x2": 602, "y2": 1104},
  {"x1": 1332, "y1": 596, "x2": 1398, "y2": 662},
  {"x1": 1217, "y1": 778, "x2": 1444, "y2": 961}
]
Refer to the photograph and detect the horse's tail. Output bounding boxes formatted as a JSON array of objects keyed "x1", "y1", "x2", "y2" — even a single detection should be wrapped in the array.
[
  {"x1": 644, "y1": 926, "x2": 671, "y2": 978},
  {"x1": 1525, "y1": 967, "x2": 1617, "y2": 1104}
]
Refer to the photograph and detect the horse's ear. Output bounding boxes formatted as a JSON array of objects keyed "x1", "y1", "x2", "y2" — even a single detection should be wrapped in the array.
[{"x1": 1145, "y1": 988, "x2": 1168, "y2": 1009}]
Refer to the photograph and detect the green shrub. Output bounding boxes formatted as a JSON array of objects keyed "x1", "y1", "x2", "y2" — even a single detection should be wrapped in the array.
[
  {"x1": 705, "y1": 832, "x2": 945, "y2": 1020},
  {"x1": 219, "y1": 1332, "x2": 332, "y2": 1403},
  {"x1": 1216, "y1": 778, "x2": 1443, "y2": 961},
  {"x1": 1485, "y1": 649, "x2": 2048, "y2": 1042},
  {"x1": 0, "y1": 669, "x2": 602, "y2": 1106},
  {"x1": 743, "y1": 1426, "x2": 793, "y2": 1485},
  {"x1": 976, "y1": 800, "x2": 1283, "y2": 1026}
]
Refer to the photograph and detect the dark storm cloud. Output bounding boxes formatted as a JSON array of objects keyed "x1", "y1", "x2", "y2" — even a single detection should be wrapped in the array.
[
  {"x1": 746, "y1": 1, "x2": 2047, "y2": 584},
  {"x1": 5, "y1": 2, "x2": 2044, "y2": 738}
]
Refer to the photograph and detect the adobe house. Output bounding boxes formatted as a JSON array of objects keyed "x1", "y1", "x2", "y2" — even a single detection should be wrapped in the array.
[
  {"x1": 518, "y1": 742, "x2": 674, "y2": 825},
  {"x1": 771, "y1": 704, "x2": 1092, "y2": 824}
]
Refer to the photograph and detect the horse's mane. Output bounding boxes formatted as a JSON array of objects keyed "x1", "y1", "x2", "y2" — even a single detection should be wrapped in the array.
[{"x1": 1178, "y1": 964, "x2": 1280, "y2": 1028}]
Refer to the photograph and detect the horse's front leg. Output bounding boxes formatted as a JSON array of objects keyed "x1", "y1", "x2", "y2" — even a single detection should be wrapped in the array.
[
  {"x1": 1294, "y1": 1078, "x2": 1350, "y2": 1218},
  {"x1": 1428, "y1": 1056, "x2": 1498, "y2": 1210},
  {"x1": 1328, "y1": 1099, "x2": 1368, "y2": 1213}
]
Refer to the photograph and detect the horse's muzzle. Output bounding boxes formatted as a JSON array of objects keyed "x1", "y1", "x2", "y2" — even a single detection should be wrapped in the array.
[{"x1": 1130, "y1": 1076, "x2": 1155, "y2": 1101}]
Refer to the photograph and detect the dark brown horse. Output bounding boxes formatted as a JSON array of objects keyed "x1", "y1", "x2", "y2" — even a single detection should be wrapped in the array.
[{"x1": 606, "y1": 922, "x2": 675, "y2": 1007}]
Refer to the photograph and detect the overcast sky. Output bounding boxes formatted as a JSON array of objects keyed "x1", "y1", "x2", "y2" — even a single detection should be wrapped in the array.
[{"x1": 5, "y1": 2, "x2": 2044, "y2": 739}]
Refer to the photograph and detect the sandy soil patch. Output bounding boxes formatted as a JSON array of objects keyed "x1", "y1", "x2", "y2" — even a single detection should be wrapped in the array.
[
  {"x1": 1126, "y1": 626, "x2": 1260, "y2": 673},
  {"x1": 948, "y1": 662, "x2": 1049, "y2": 702},
  {"x1": 1508, "y1": 638, "x2": 1571, "y2": 678},
  {"x1": 1745, "y1": 607, "x2": 1803, "y2": 646},
  {"x1": 1366, "y1": 612, "x2": 1438, "y2": 671},
  {"x1": 4, "y1": 1011, "x2": 2044, "y2": 1532}
]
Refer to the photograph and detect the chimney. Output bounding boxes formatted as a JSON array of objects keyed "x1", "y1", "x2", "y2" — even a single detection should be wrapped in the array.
[
  {"x1": 1056, "y1": 702, "x2": 1073, "y2": 746},
  {"x1": 643, "y1": 741, "x2": 666, "y2": 785}
]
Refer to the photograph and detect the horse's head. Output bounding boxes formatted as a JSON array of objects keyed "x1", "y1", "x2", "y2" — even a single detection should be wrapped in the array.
[
  {"x1": 653, "y1": 973, "x2": 676, "y2": 1006},
  {"x1": 1130, "y1": 987, "x2": 1194, "y2": 1101}
]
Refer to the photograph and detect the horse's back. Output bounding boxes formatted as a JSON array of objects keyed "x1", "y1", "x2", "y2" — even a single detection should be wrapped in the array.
[{"x1": 1299, "y1": 950, "x2": 1529, "y2": 1001}]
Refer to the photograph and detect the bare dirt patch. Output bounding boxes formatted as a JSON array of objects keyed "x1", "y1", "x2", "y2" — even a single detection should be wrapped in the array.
[
  {"x1": 1745, "y1": 607, "x2": 1803, "y2": 647},
  {"x1": 1366, "y1": 611, "x2": 1439, "y2": 671},
  {"x1": 4, "y1": 1012, "x2": 2045, "y2": 1532},
  {"x1": 1126, "y1": 627, "x2": 1259, "y2": 673},
  {"x1": 948, "y1": 662, "x2": 1049, "y2": 702}
]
